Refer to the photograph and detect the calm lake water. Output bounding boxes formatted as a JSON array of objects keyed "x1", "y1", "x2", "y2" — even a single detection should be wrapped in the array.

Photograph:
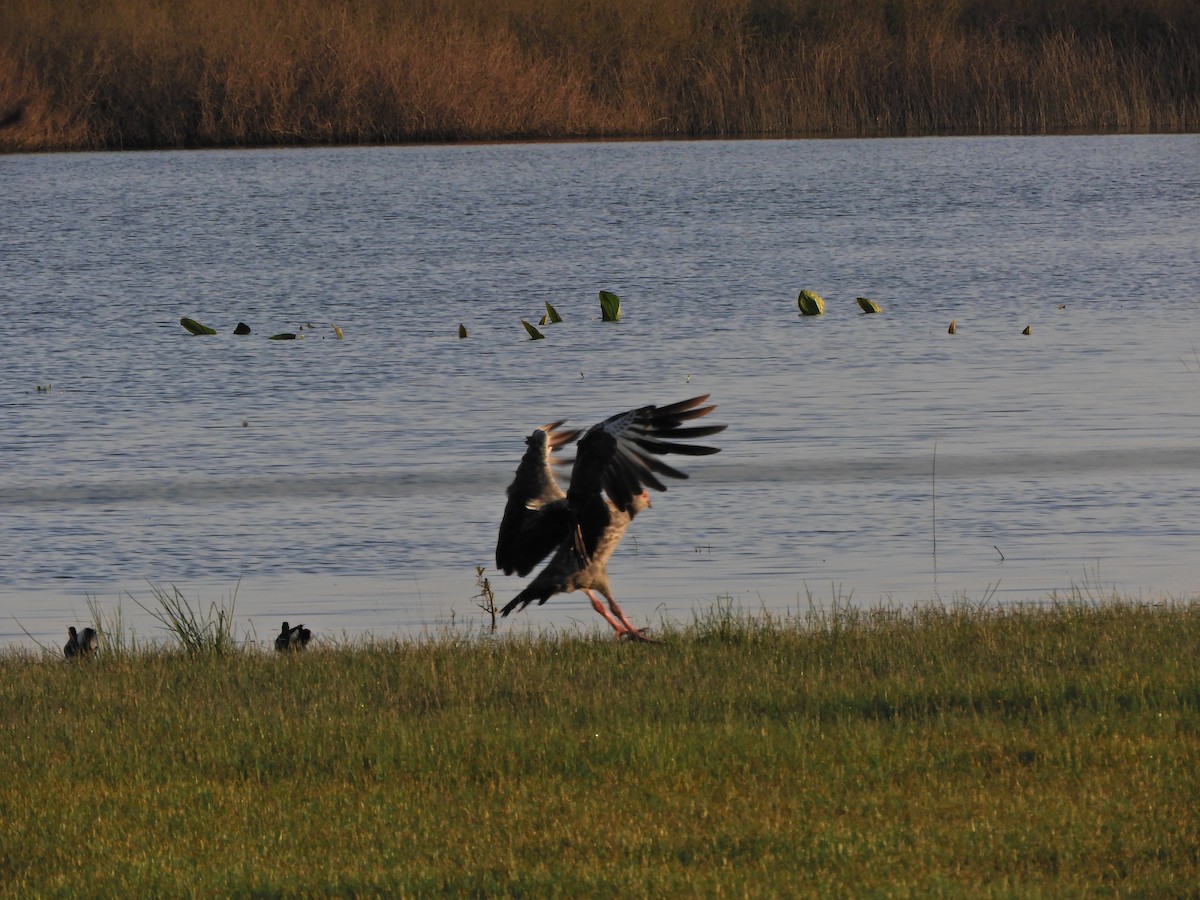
[{"x1": 2, "y1": 135, "x2": 1199, "y2": 650}]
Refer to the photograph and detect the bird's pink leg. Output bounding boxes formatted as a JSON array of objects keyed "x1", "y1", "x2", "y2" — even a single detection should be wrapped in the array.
[
  {"x1": 585, "y1": 589, "x2": 657, "y2": 643},
  {"x1": 584, "y1": 589, "x2": 626, "y2": 634}
]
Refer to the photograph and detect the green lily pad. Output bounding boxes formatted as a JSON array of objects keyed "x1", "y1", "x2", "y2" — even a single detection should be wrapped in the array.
[
  {"x1": 181, "y1": 317, "x2": 217, "y2": 335},
  {"x1": 797, "y1": 290, "x2": 825, "y2": 316},
  {"x1": 599, "y1": 290, "x2": 621, "y2": 322}
]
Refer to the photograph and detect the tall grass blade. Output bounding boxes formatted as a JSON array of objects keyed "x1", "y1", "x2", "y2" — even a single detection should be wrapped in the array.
[{"x1": 132, "y1": 581, "x2": 241, "y2": 654}]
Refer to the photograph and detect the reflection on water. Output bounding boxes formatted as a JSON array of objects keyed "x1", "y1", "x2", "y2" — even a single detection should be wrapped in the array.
[{"x1": 1, "y1": 135, "x2": 1199, "y2": 648}]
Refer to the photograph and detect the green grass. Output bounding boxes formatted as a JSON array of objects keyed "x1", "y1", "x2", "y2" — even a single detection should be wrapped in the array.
[{"x1": 2, "y1": 599, "x2": 1198, "y2": 895}]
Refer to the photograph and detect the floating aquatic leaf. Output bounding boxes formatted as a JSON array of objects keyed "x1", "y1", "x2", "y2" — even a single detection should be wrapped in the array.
[
  {"x1": 269, "y1": 332, "x2": 298, "y2": 341},
  {"x1": 539, "y1": 313, "x2": 550, "y2": 326},
  {"x1": 458, "y1": 323, "x2": 468, "y2": 339},
  {"x1": 181, "y1": 317, "x2": 217, "y2": 335},
  {"x1": 599, "y1": 290, "x2": 621, "y2": 322},
  {"x1": 545, "y1": 302, "x2": 563, "y2": 324},
  {"x1": 797, "y1": 290, "x2": 825, "y2": 316},
  {"x1": 856, "y1": 297, "x2": 882, "y2": 314},
  {"x1": 521, "y1": 320, "x2": 545, "y2": 340},
  {"x1": 1022, "y1": 325, "x2": 1032, "y2": 335}
]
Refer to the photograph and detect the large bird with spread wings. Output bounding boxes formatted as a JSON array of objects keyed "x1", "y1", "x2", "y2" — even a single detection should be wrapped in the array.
[{"x1": 495, "y1": 395, "x2": 725, "y2": 640}]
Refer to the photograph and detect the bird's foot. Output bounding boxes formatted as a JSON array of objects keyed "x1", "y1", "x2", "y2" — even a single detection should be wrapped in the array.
[{"x1": 616, "y1": 626, "x2": 660, "y2": 644}]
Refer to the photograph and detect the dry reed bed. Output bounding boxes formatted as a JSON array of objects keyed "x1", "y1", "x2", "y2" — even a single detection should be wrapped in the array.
[{"x1": 2, "y1": 0, "x2": 1198, "y2": 151}]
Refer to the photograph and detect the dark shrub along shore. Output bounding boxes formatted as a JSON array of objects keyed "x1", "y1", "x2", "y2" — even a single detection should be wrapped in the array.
[{"x1": 2, "y1": 0, "x2": 1198, "y2": 152}]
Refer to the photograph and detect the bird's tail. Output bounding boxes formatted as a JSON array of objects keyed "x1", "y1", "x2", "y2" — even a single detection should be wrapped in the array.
[{"x1": 501, "y1": 583, "x2": 554, "y2": 617}]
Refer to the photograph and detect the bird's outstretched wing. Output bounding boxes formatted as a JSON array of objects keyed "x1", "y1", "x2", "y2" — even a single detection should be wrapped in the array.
[
  {"x1": 567, "y1": 394, "x2": 726, "y2": 562},
  {"x1": 496, "y1": 421, "x2": 583, "y2": 576}
]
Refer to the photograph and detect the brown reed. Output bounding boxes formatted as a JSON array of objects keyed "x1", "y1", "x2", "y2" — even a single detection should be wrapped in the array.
[{"x1": 1, "y1": 0, "x2": 1197, "y2": 151}]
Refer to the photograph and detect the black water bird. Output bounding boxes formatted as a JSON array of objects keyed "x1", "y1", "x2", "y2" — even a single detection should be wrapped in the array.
[
  {"x1": 64, "y1": 626, "x2": 98, "y2": 659},
  {"x1": 496, "y1": 395, "x2": 725, "y2": 641},
  {"x1": 275, "y1": 621, "x2": 312, "y2": 652}
]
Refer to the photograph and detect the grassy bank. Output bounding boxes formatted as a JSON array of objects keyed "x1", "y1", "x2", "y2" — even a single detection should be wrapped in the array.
[
  {"x1": 2, "y1": 0, "x2": 1198, "y2": 151},
  {"x1": 1, "y1": 600, "x2": 1198, "y2": 895}
]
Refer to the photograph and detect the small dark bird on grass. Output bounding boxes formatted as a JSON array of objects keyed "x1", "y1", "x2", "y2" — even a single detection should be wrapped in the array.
[
  {"x1": 275, "y1": 621, "x2": 312, "y2": 652},
  {"x1": 496, "y1": 395, "x2": 725, "y2": 641},
  {"x1": 64, "y1": 626, "x2": 98, "y2": 659}
]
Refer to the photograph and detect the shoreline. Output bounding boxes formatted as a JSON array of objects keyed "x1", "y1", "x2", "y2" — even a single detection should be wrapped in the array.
[{"x1": 3, "y1": 126, "x2": 1196, "y2": 158}]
